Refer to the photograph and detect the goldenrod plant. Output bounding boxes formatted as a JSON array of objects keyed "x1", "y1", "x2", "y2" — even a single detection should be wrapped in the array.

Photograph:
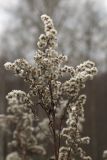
[{"x1": 4, "y1": 15, "x2": 97, "y2": 160}]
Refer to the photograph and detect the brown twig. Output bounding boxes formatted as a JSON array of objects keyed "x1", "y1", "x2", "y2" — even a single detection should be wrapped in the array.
[{"x1": 48, "y1": 79, "x2": 58, "y2": 160}]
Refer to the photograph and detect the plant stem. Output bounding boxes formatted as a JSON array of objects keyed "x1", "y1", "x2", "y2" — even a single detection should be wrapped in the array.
[{"x1": 49, "y1": 80, "x2": 58, "y2": 160}]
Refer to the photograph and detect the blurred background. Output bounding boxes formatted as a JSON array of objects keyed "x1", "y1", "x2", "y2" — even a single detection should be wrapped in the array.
[{"x1": 0, "y1": 0, "x2": 107, "y2": 159}]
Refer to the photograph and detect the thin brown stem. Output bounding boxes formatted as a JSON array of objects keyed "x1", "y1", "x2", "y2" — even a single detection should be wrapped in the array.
[
  {"x1": 38, "y1": 89, "x2": 58, "y2": 160},
  {"x1": 57, "y1": 97, "x2": 76, "y2": 158},
  {"x1": 48, "y1": 80, "x2": 58, "y2": 160},
  {"x1": 38, "y1": 92, "x2": 53, "y2": 136}
]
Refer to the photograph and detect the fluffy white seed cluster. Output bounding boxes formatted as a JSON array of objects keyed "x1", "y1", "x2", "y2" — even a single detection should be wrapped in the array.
[
  {"x1": 6, "y1": 90, "x2": 46, "y2": 160},
  {"x1": 4, "y1": 14, "x2": 98, "y2": 160},
  {"x1": 59, "y1": 95, "x2": 92, "y2": 160},
  {"x1": 37, "y1": 15, "x2": 57, "y2": 49},
  {"x1": 4, "y1": 59, "x2": 34, "y2": 82},
  {"x1": 6, "y1": 90, "x2": 33, "y2": 115},
  {"x1": 6, "y1": 152, "x2": 22, "y2": 160}
]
